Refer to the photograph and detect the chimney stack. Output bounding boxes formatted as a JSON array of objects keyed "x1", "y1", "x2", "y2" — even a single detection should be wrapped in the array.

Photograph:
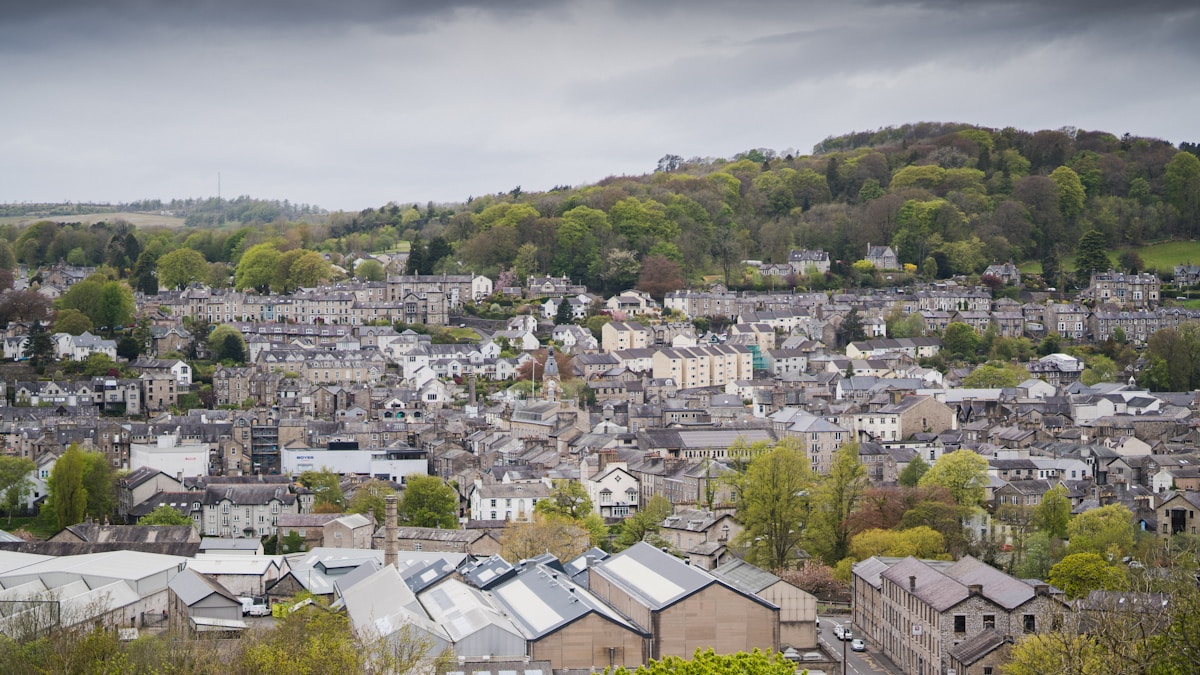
[
  {"x1": 384, "y1": 494, "x2": 399, "y2": 569},
  {"x1": 968, "y1": 583, "x2": 983, "y2": 596},
  {"x1": 909, "y1": 575, "x2": 917, "y2": 592}
]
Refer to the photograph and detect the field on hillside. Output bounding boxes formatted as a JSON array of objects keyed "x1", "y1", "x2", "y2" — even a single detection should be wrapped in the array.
[
  {"x1": 1019, "y1": 240, "x2": 1200, "y2": 277},
  {"x1": 0, "y1": 212, "x2": 186, "y2": 229}
]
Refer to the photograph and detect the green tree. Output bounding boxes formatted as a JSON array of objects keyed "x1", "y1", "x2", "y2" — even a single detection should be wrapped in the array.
[
  {"x1": 918, "y1": 450, "x2": 988, "y2": 509},
  {"x1": 48, "y1": 443, "x2": 88, "y2": 529},
  {"x1": 398, "y1": 474, "x2": 458, "y2": 529},
  {"x1": 137, "y1": 504, "x2": 194, "y2": 526},
  {"x1": 536, "y1": 480, "x2": 595, "y2": 521},
  {"x1": 849, "y1": 526, "x2": 947, "y2": 560},
  {"x1": 347, "y1": 479, "x2": 398, "y2": 526},
  {"x1": 156, "y1": 248, "x2": 208, "y2": 290},
  {"x1": 1050, "y1": 165, "x2": 1086, "y2": 222},
  {"x1": 806, "y1": 441, "x2": 866, "y2": 565},
  {"x1": 0, "y1": 456, "x2": 35, "y2": 525},
  {"x1": 1002, "y1": 632, "x2": 1107, "y2": 675},
  {"x1": 1166, "y1": 150, "x2": 1200, "y2": 233},
  {"x1": 286, "y1": 250, "x2": 332, "y2": 291},
  {"x1": 613, "y1": 494, "x2": 673, "y2": 551},
  {"x1": 270, "y1": 248, "x2": 309, "y2": 294},
  {"x1": 25, "y1": 319, "x2": 55, "y2": 367},
  {"x1": 234, "y1": 243, "x2": 280, "y2": 291},
  {"x1": 53, "y1": 308, "x2": 93, "y2": 336},
  {"x1": 1067, "y1": 503, "x2": 1134, "y2": 557},
  {"x1": 299, "y1": 469, "x2": 346, "y2": 510},
  {"x1": 839, "y1": 308, "x2": 866, "y2": 346},
  {"x1": 1075, "y1": 229, "x2": 1111, "y2": 285},
  {"x1": 355, "y1": 259, "x2": 385, "y2": 281},
  {"x1": 942, "y1": 322, "x2": 981, "y2": 360},
  {"x1": 609, "y1": 648, "x2": 795, "y2": 675},
  {"x1": 208, "y1": 324, "x2": 247, "y2": 363},
  {"x1": 554, "y1": 297, "x2": 573, "y2": 325},
  {"x1": 24, "y1": 317, "x2": 55, "y2": 365},
  {"x1": 731, "y1": 438, "x2": 813, "y2": 571},
  {"x1": 1080, "y1": 355, "x2": 1117, "y2": 386},
  {"x1": 81, "y1": 451, "x2": 116, "y2": 522},
  {"x1": 897, "y1": 456, "x2": 929, "y2": 488},
  {"x1": 97, "y1": 281, "x2": 135, "y2": 331},
  {"x1": 961, "y1": 362, "x2": 1028, "y2": 388},
  {"x1": 1047, "y1": 552, "x2": 1126, "y2": 599},
  {"x1": 1033, "y1": 484, "x2": 1071, "y2": 539},
  {"x1": 130, "y1": 249, "x2": 160, "y2": 295}
]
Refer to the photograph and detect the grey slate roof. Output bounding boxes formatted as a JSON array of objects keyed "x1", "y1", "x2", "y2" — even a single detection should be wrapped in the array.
[
  {"x1": 710, "y1": 558, "x2": 783, "y2": 595},
  {"x1": 946, "y1": 629, "x2": 1010, "y2": 665},
  {"x1": 169, "y1": 568, "x2": 239, "y2": 606}
]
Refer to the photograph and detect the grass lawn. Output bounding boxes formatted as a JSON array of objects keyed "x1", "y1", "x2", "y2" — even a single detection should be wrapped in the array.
[
  {"x1": 1018, "y1": 240, "x2": 1200, "y2": 277},
  {"x1": 2, "y1": 514, "x2": 58, "y2": 539},
  {"x1": 1134, "y1": 240, "x2": 1200, "y2": 271}
]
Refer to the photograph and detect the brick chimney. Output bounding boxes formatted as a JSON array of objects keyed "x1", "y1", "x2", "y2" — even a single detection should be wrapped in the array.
[
  {"x1": 968, "y1": 583, "x2": 983, "y2": 596},
  {"x1": 384, "y1": 494, "x2": 398, "y2": 569},
  {"x1": 909, "y1": 575, "x2": 917, "y2": 592}
]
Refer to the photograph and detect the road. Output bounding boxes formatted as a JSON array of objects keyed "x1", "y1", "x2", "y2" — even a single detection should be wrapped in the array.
[{"x1": 817, "y1": 614, "x2": 902, "y2": 675}]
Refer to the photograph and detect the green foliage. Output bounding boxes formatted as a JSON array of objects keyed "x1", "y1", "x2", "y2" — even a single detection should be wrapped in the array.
[
  {"x1": 1033, "y1": 485, "x2": 1071, "y2": 539},
  {"x1": 535, "y1": 479, "x2": 595, "y2": 521},
  {"x1": 942, "y1": 322, "x2": 981, "y2": 360},
  {"x1": 849, "y1": 526, "x2": 948, "y2": 560},
  {"x1": 280, "y1": 529, "x2": 307, "y2": 553},
  {"x1": 299, "y1": 469, "x2": 346, "y2": 510},
  {"x1": 0, "y1": 456, "x2": 35, "y2": 525},
  {"x1": 235, "y1": 242, "x2": 281, "y2": 291},
  {"x1": 156, "y1": 248, "x2": 208, "y2": 290},
  {"x1": 1067, "y1": 503, "x2": 1135, "y2": 557},
  {"x1": 52, "y1": 308, "x2": 93, "y2": 336},
  {"x1": 613, "y1": 494, "x2": 673, "y2": 551},
  {"x1": 347, "y1": 479, "x2": 399, "y2": 526},
  {"x1": 731, "y1": 438, "x2": 814, "y2": 571},
  {"x1": 897, "y1": 456, "x2": 929, "y2": 488},
  {"x1": 398, "y1": 474, "x2": 458, "y2": 529},
  {"x1": 137, "y1": 504, "x2": 194, "y2": 526},
  {"x1": 962, "y1": 362, "x2": 1029, "y2": 388},
  {"x1": 1047, "y1": 552, "x2": 1126, "y2": 599},
  {"x1": 48, "y1": 443, "x2": 88, "y2": 530},
  {"x1": 608, "y1": 648, "x2": 795, "y2": 675},
  {"x1": 805, "y1": 442, "x2": 867, "y2": 565},
  {"x1": 1075, "y1": 229, "x2": 1111, "y2": 284},
  {"x1": 918, "y1": 449, "x2": 989, "y2": 509},
  {"x1": 208, "y1": 324, "x2": 247, "y2": 364},
  {"x1": 355, "y1": 258, "x2": 386, "y2": 281}
]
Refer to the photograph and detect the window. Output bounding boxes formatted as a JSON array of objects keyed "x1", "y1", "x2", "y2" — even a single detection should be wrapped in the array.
[
  {"x1": 983, "y1": 614, "x2": 995, "y2": 630},
  {"x1": 1023, "y1": 614, "x2": 1036, "y2": 633},
  {"x1": 983, "y1": 668, "x2": 993, "y2": 675},
  {"x1": 490, "y1": 499, "x2": 497, "y2": 507},
  {"x1": 954, "y1": 615, "x2": 966, "y2": 633}
]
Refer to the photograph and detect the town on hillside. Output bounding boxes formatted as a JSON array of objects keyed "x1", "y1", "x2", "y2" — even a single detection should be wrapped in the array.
[{"x1": 2, "y1": 247, "x2": 1200, "y2": 674}]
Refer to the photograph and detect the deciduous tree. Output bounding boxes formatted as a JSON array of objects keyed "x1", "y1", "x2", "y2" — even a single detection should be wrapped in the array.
[
  {"x1": 137, "y1": 504, "x2": 194, "y2": 527},
  {"x1": 731, "y1": 438, "x2": 813, "y2": 571},
  {"x1": 918, "y1": 450, "x2": 988, "y2": 509},
  {"x1": 398, "y1": 474, "x2": 458, "y2": 529},
  {"x1": 48, "y1": 444, "x2": 88, "y2": 529},
  {"x1": 0, "y1": 456, "x2": 35, "y2": 525},
  {"x1": 806, "y1": 441, "x2": 866, "y2": 565},
  {"x1": 156, "y1": 248, "x2": 208, "y2": 290}
]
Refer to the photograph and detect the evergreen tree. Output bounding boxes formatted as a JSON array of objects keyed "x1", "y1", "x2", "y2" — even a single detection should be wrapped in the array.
[
  {"x1": 554, "y1": 297, "x2": 573, "y2": 325},
  {"x1": 25, "y1": 320, "x2": 54, "y2": 367},
  {"x1": 1075, "y1": 229, "x2": 1111, "y2": 285}
]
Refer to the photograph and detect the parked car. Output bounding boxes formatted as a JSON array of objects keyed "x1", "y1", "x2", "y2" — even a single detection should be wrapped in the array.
[
  {"x1": 851, "y1": 638, "x2": 866, "y2": 652},
  {"x1": 834, "y1": 624, "x2": 853, "y2": 641}
]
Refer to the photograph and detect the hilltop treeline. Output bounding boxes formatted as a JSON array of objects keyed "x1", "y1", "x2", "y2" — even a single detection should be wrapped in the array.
[
  {"x1": 3, "y1": 124, "x2": 1199, "y2": 295},
  {"x1": 330, "y1": 122, "x2": 1200, "y2": 289}
]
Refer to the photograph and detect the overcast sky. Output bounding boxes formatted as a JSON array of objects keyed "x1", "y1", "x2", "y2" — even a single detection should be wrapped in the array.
[{"x1": 2, "y1": 0, "x2": 1197, "y2": 212}]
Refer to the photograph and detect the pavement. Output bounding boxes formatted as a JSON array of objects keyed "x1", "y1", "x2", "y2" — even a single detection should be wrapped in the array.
[{"x1": 817, "y1": 613, "x2": 903, "y2": 675}]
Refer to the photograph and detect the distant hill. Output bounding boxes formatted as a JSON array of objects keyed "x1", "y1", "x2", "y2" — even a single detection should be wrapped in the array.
[{"x1": 4, "y1": 123, "x2": 1199, "y2": 296}]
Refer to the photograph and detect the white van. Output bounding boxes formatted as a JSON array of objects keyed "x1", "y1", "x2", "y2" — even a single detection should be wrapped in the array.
[{"x1": 834, "y1": 624, "x2": 854, "y2": 641}]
